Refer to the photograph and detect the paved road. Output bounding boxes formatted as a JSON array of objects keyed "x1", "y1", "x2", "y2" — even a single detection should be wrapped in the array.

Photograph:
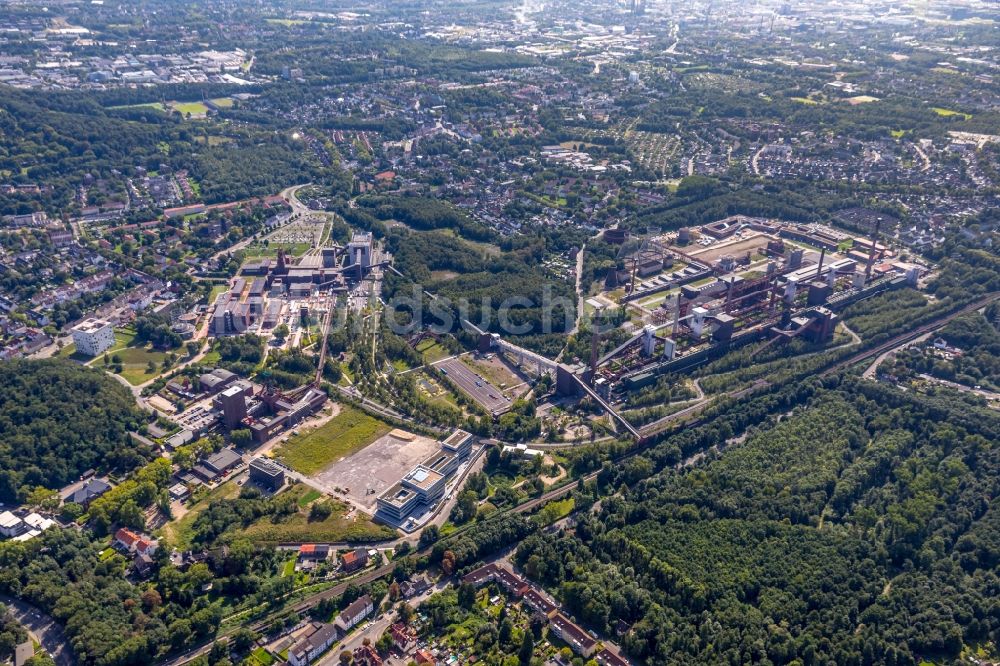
[
  {"x1": 0, "y1": 595, "x2": 75, "y2": 666},
  {"x1": 315, "y1": 583, "x2": 445, "y2": 666},
  {"x1": 826, "y1": 293, "x2": 999, "y2": 378},
  {"x1": 437, "y1": 358, "x2": 508, "y2": 414},
  {"x1": 917, "y1": 373, "x2": 1000, "y2": 401}
]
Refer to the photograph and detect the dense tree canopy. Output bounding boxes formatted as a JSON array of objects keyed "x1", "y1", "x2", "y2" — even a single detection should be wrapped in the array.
[{"x1": 0, "y1": 359, "x2": 144, "y2": 502}]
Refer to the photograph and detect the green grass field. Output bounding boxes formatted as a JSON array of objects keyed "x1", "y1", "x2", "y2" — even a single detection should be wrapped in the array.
[
  {"x1": 416, "y1": 338, "x2": 451, "y2": 363},
  {"x1": 208, "y1": 283, "x2": 229, "y2": 303},
  {"x1": 209, "y1": 97, "x2": 234, "y2": 108},
  {"x1": 274, "y1": 405, "x2": 391, "y2": 475},
  {"x1": 109, "y1": 102, "x2": 166, "y2": 112},
  {"x1": 172, "y1": 101, "x2": 210, "y2": 115},
  {"x1": 533, "y1": 497, "x2": 575, "y2": 526},
  {"x1": 88, "y1": 330, "x2": 172, "y2": 385},
  {"x1": 932, "y1": 107, "x2": 972, "y2": 119},
  {"x1": 247, "y1": 647, "x2": 275, "y2": 666},
  {"x1": 242, "y1": 485, "x2": 395, "y2": 543},
  {"x1": 296, "y1": 489, "x2": 322, "y2": 507}
]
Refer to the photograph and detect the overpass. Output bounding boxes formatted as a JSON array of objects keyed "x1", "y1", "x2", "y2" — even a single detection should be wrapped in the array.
[{"x1": 567, "y1": 369, "x2": 642, "y2": 440}]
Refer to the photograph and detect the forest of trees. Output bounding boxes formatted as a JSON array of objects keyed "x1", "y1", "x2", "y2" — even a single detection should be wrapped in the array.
[
  {"x1": 512, "y1": 380, "x2": 1000, "y2": 665},
  {"x1": 0, "y1": 360, "x2": 145, "y2": 502}
]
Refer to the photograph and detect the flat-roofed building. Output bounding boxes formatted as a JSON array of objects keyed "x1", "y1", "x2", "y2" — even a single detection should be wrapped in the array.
[
  {"x1": 249, "y1": 457, "x2": 285, "y2": 491},
  {"x1": 220, "y1": 384, "x2": 248, "y2": 429},
  {"x1": 375, "y1": 465, "x2": 445, "y2": 526},
  {"x1": 71, "y1": 317, "x2": 115, "y2": 356},
  {"x1": 199, "y1": 368, "x2": 237, "y2": 394},
  {"x1": 204, "y1": 448, "x2": 243, "y2": 476},
  {"x1": 441, "y1": 429, "x2": 473, "y2": 459},
  {"x1": 422, "y1": 449, "x2": 459, "y2": 478}
]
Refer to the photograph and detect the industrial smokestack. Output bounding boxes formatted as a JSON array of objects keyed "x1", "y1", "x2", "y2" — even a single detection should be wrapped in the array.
[
  {"x1": 672, "y1": 292, "x2": 681, "y2": 337},
  {"x1": 865, "y1": 218, "x2": 882, "y2": 281},
  {"x1": 816, "y1": 247, "x2": 826, "y2": 280},
  {"x1": 589, "y1": 328, "x2": 599, "y2": 385}
]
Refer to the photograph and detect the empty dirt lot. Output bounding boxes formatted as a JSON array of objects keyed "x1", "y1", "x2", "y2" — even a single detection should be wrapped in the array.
[
  {"x1": 311, "y1": 430, "x2": 441, "y2": 512},
  {"x1": 686, "y1": 234, "x2": 772, "y2": 264}
]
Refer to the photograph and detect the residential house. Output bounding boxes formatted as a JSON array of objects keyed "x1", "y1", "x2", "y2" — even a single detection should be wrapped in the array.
[
  {"x1": 299, "y1": 544, "x2": 331, "y2": 561},
  {"x1": 114, "y1": 528, "x2": 158, "y2": 556},
  {"x1": 334, "y1": 594, "x2": 373, "y2": 634},
  {"x1": 353, "y1": 644, "x2": 383, "y2": 666},
  {"x1": 69, "y1": 478, "x2": 111, "y2": 506},
  {"x1": 596, "y1": 648, "x2": 632, "y2": 666},
  {"x1": 390, "y1": 623, "x2": 416, "y2": 653},
  {"x1": 461, "y1": 562, "x2": 528, "y2": 597},
  {"x1": 0, "y1": 512, "x2": 25, "y2": 538},
  {"x1": 414, "y1": 648, "x2": 435, "y2": 665},
  {"x1": 549, "y1": 613, "x2": 597, "y2": 658},
  {"x1": 400, "y1": 573, "x2": 432, "y2": 598},
  {"x1": 340, "y1": 547, "x2": 369, "y2": 573},
  {"x1": 288, "y1": 622, "x2": 339, "y2": 666}
]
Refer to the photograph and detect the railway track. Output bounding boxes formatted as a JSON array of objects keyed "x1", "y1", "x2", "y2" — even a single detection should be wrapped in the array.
[
  {"x1": 820, "y1": 293, "x2": 999, "y2": 378},
  {"x1": 166, "y1": 293, "x2": 999, "y2": 665}
]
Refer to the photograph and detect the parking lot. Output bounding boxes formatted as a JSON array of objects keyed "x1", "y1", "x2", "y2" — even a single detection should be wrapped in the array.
[{"x1": 436, "y1": 358, "x2": 510, "y2": 414}]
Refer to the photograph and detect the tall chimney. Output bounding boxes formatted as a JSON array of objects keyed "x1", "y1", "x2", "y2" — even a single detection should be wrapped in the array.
[
  {"x1": 589, "y1": 328, "x2": 599, "y2": 384},
  {"x1": 672, "y1": 292, "x2": 681, "y2": 337},
  {"x1": 865, "y1": 218, "x2": 882, "y2": 281}
]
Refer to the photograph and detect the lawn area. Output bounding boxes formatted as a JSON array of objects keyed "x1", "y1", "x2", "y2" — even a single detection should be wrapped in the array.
[
  {"x1": 242, "y1": 485, "x2": 395, "y2": 543},
  {"x1": 296, "y1": 489, "x2": 322, "y2": 507},
  {"x1": 791, "y1": 96, "x2": 820, "y2": 105},
  {"x1": 274, "y1": 405, "x2": 391, "y2": 475},
  {"x1": 416, "y1": 338, "x2": 451, "y2": 363},
  {"x1": 109, "y1": 102, "x2": 166, "y2": 112},
  {"x1": 172, "y1": 101, "x2": 210, "y2": 115},
  {"x1": 533, "y1": 497, "x2": 575, "y2": 526},
  {"x1": 209, "y1": 97, "x2": 234, "y2": 108},
  {"x1": 932, "y1": 107, "x2": 972, "y2": 119},
  {"x1": 247, "y1": 648, "x2": 275, "y2": 666},
  {"x1": 161, "y1": 480, "x2": 241, "y2": 549},
  {"x1": 208, "y1": 283, "x2": 229, "y2": 303},
  {"x1": 55, "y1": 342, "x2": 82, "y2": 359},
  {"x1": 87, "y1": 327, "x2": 195, "y2": 385}
]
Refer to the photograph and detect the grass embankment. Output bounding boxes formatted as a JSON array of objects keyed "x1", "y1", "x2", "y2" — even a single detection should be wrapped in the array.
[{"x1": 242, "y1": 485, "x2": 394, "y2": 543}]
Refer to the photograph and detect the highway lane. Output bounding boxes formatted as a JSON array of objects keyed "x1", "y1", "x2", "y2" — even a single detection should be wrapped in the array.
[{"x1": 437, "y1": 358, "x2": 509, "y2": 414}]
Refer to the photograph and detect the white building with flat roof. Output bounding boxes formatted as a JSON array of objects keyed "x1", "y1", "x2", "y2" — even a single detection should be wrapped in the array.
[{"x1": 71, "y1": 318, "x2": 115, "y2": 356}]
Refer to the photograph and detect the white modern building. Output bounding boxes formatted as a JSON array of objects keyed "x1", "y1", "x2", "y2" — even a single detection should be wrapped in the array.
[{"x1": 70, "y1": 318, "x2": 115, "y2": 356}]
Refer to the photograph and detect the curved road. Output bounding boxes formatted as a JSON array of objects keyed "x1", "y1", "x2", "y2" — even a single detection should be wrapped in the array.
[{"x1": 0, "y1": 595, "x2": 75, "y2": 666}]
